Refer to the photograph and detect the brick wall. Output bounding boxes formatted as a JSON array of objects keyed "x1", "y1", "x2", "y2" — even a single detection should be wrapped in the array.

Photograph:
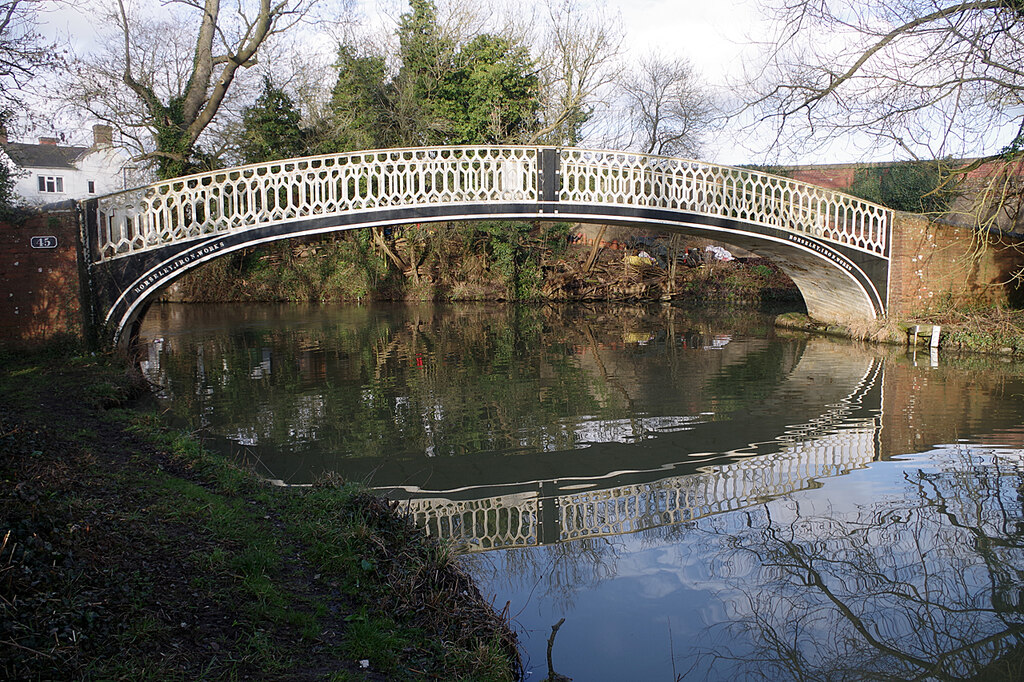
[
  {"x1": 0, "y1": 206, "x2": 86, "y2": 344},
  {"x1": 787, "y1": 165, "x2": 857, "y2": 190},
  {"x1": 888, "y1": 213, "x2": 1024, "y2": 315}
]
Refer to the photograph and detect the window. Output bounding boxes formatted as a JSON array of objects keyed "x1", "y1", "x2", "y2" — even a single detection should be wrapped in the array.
[
  {"x1": 88, "y1": 181, "x2": 95, "y2": 194},
  {"x1": 37, "y1": 176, "x2": 64, "y2": 193}
]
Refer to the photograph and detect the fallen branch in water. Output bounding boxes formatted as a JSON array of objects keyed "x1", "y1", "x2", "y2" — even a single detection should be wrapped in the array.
[{"x1": 542, "y1": 617, "x2": 571, "y2": 681}]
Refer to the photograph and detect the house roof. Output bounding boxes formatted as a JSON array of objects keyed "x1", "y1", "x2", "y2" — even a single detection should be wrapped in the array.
[{"x1": 2, "y1": 142, "x2": 90, "y2": 170}]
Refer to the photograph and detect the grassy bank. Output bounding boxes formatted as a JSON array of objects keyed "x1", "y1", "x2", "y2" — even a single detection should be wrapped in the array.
[
  {"x1": 777, "y1": 304, "x2": 1024, "y2": 356},
  {"x1": 0, "y1": 346, "x2": 520, "y2": 680}
]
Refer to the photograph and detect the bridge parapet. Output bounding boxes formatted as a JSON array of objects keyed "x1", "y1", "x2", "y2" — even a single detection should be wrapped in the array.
[
  {"x1": 560, "y1": 149, "x2": 890, "y2": 256},
  {"x1": 94, "y1": 146, "x2": 539, "y2": 260},
  {"x1": 404, "y1": 423, "x2": 879, "y2": 552},
  {"x1": 92, "y1": 146, "x2": 891, "y2": 263}
]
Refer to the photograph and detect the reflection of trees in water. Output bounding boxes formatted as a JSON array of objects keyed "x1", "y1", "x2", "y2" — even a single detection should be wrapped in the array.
[
  {"x1": 141, "y1": 304, "x2": 776, "y2": 460},
  {"x1": 464, "y1": 536, "x2": 622, "y2": 614},
  {"x1": 688, "y1": 448, "x2": 1024, "y2": 681}
]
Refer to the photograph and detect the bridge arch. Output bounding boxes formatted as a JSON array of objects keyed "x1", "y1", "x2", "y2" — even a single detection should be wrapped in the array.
[{"x1": 85, "y1": 147, "x2": 892, "y2": 345}]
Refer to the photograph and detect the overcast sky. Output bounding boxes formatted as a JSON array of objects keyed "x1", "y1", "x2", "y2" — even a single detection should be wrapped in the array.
[
  {"x1": 35, "y1": 0, "x2": 869, "y2": 165},
  {"x1": 352, "y1": 0, "x2": 786, "y2": 163}
]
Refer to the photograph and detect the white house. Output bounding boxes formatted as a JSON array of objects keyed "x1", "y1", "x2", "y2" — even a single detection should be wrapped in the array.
[{"x1": 1, "y1": 124, "x2": 139, "y2": 205}]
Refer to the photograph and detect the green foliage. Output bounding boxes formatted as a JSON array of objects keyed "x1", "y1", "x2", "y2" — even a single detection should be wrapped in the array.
[
  {"x1": 325, "y1": 0, "x2": 540, "y2": 150},
  {"x1": 434, "y1": 34, "x2": 540, "y2": 144},
  {"x1": 846, "y1": 166, "x2": 881, "y2": 205},
  {"x1": 313, "y1": 1, "x2": 545, "y2": 288},
  {"x1": 846, "y1": 160, "x2": 959, "y2": 214},
  {"x1": 323, "y1": 48, "x2": 393, "y2": 152},
  {"x1": 239, "y1": 77, "x2": 306, "y2": 164},
  {"x1": 396, "y1": 0, "x2": 452, "y2": 102},
  {"x1": 543, "y1": 222, "x2": 574, "y2": 256},
  {"x1": 170, "y1": 219, "x2": 571, "y2": 304},
  {"x1": 152, "y1": 96, "x2": 219, "y2": 179},
  {"x1": 479, "y1": 221, "x2": 543, "y2": 299},
  {"x1": 340, "y1": 614, "x2": 411, "y2": 672},
  {"x1": 389, "y1": 0, "x2": 454, "y2": 145},
  {"x1": 170, "y1": 239, "x2": 380, "y2": 302}
]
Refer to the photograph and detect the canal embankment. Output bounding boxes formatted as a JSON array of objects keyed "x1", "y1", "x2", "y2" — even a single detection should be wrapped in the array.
[
  {"x1": 158, "y1": 231, "x2": 802, "y2": 308},
  {"x1": 0, "y1": 345, "x2": 521, "y2": 681},
  {"x1": 777, "y1": 305, "x2": 1024, "y2": 356},
  {"x1": 157, "y1": 227, "x2": 1024, "y2": 357}
]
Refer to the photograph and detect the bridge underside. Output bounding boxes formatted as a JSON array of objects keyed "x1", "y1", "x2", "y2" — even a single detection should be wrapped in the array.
[{"x1": 89, "y1": 203, "x2": 889, "y2": 346}]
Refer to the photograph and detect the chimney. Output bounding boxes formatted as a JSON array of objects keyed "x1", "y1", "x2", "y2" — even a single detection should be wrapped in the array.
[
  {"x1": 39, "y1": 137, "x2": 58, "y2": 146},
  {"x1": 93, "y1": 124, "x2": 113, "y2": 146}
]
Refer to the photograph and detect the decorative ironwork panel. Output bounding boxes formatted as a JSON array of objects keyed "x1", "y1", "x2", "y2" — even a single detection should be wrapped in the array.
[
  {"x1": 95, "y1": 147, "x2": 539, "y2": 260},
  {"x1": 405, "y1": 493, "x2": 540, "y2": 552},
  {"x1": 560, "y1": 149, "x2": 890, "y2": 256},
  {"x1": 94, "y1": 146, "x2": 891, "y2": 262}
]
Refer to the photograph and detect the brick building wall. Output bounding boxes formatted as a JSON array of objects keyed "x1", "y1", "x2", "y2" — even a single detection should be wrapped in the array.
[
  {"x1": 887, "y1": 213, "x2": 1024, "y2": 315},
  {"x1": 0, "y1": 205, "x2": 87, "y2": 344},
  {"x1": 786, "y1": 165, "x2": 857, "y2": 190}
]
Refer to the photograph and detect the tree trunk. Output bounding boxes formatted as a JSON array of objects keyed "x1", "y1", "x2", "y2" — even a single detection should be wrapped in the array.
[
  {"x1": 371, "y1": 227, "x2": 409, "y2": 271},
  {"x1": 583, "y1": 225, "x2": 607, "y2": 272}
]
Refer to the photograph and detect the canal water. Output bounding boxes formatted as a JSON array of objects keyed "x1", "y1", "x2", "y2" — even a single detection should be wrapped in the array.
[{"x1": 137, "y1": 302, "x2": 1024, "y2": 681}]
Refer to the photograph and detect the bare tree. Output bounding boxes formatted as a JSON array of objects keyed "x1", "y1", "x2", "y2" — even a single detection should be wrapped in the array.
[
  {"x1": 529, "y1": 0, "x2": 622, "y2": 146},
  {"x1": 743, "y1": 2, "x2": 1024, "y2": 170},
  {"x1": 66, "y1": 0, "x2": 311, "y2": 178},
  {"x1": 738, "y1": 0, "x2": 1024, "y2": 239},
  {"x1": 617, "y1": 53, "x2": 714, "y2": 158},
  {"x1": 0, "y1": 0, "x2": 64, "y2": 115}
]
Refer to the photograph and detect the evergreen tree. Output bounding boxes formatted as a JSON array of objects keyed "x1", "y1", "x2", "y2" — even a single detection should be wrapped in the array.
[
  {"x1": 392, "y1": 0, "x2": 456, "y2": 145},
  {"x1": 318, "y1": 0, "x2": 546, "y2": 297},
  {"x1": 435, "y1": 35, "x2": 540, "y2": 144},
  {"x1": 238, "y1": 77, "x2": 306, "y2": 164},
  {"x1": 326, "y1": 0, "x2": 540, "y2": 148},
  {"x1": 324, "y1": 48, "x2": 393, "y2": 152}
]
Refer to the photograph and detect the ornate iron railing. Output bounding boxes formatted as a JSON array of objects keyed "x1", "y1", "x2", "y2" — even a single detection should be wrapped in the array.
[
  {"x1": 403, "y1": 423, "x2": 879, "y2": 552},
  {"x1": 94, "y1": 146, "x2": 891, "y2": 262},
  {"x1": 404, "y1": 358, "x2": 883, "y2": 552},
  {"x1": 559, "y1": 149, "x2": 890, "y2": 256}
]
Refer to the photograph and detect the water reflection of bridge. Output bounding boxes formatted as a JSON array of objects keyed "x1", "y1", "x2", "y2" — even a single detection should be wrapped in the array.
[{"x1": 404, "y1": 360, "x2": 883, "y2": 552}]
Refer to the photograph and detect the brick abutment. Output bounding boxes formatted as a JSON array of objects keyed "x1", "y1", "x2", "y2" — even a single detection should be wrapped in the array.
[{"x1": 1, "y1": 205, "x2": 88, "y2": 344}]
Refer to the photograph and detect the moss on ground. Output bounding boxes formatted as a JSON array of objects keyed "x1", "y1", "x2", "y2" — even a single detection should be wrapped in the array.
[{"x1": 0, "y1": 346, "x2": 520, "y2": 680}]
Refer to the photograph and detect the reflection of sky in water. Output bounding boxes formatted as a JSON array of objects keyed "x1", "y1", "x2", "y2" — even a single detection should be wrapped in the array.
[
  {"x1": 137, "y1": 304, "x2": 1024, "y2": 680},
  {"x1": 472, "y1": 447, "x2": 1024, "y2": 681}
]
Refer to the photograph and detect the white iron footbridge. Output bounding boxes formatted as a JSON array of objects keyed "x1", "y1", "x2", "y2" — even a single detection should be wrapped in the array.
[{"x1": 85, "y1": 146, "x2": 893, "y2": 345}]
